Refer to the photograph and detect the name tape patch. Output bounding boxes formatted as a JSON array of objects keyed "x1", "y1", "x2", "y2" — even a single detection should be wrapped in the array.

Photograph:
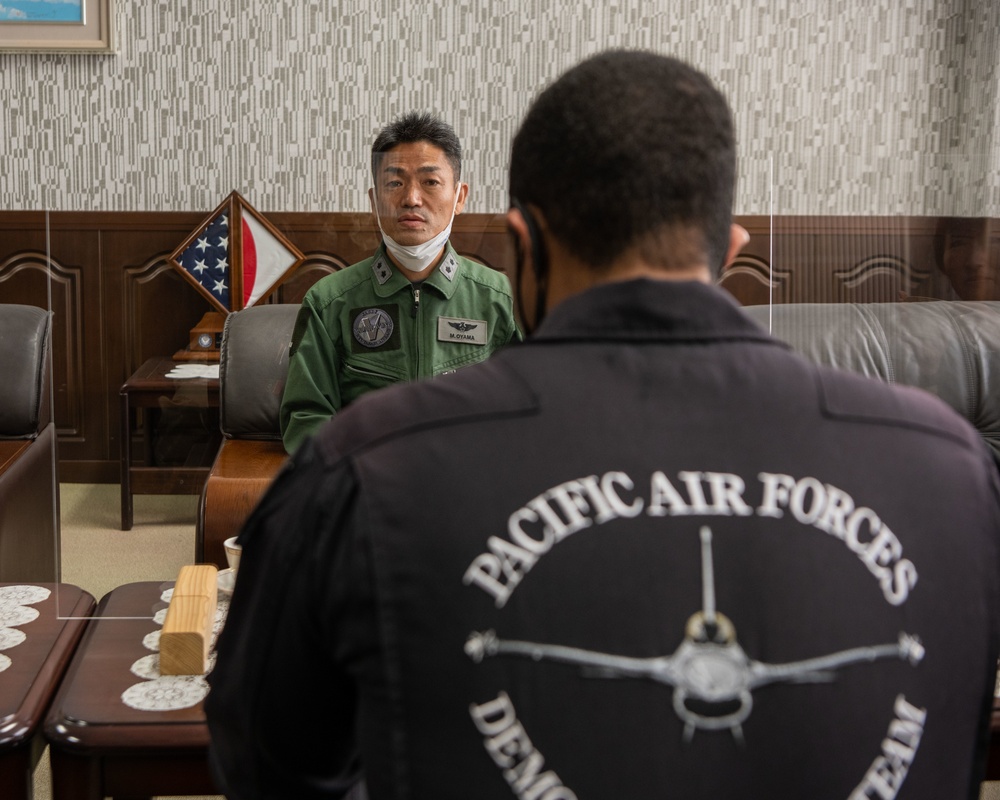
[{"x1": 438, "y1": 316, "x2": 488, "y2": 345}]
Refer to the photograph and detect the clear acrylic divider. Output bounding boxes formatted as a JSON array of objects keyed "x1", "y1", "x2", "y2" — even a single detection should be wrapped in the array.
[{"x1": 38, "y1": 149, "x2": 998, "y2": 619}]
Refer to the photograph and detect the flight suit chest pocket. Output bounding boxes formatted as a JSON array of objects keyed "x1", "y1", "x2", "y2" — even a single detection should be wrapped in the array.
[{"x1": 434, "y1": 316, "x2": 495, "y2": 373}]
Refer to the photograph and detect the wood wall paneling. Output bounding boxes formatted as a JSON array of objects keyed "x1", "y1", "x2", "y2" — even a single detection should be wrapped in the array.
[
  {"x1": 0, "y1": 212, "x2": 995, "y2": 482},
  {"x1": 0, "y1": 219, "x2": 100, "y2": 478}
]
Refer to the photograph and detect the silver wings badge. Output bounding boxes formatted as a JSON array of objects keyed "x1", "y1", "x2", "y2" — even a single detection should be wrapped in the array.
[
  {"x1": 448, "y1": 321, "x2": 479, "y2": 333},
  {"x1": 465, "y1": 526, "x2": 924, "y2": 742}
]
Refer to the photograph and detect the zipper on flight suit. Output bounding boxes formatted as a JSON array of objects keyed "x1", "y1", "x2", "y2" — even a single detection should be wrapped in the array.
[{"x1": 411, "y1": 285, "x2": 421, "y2": 376}]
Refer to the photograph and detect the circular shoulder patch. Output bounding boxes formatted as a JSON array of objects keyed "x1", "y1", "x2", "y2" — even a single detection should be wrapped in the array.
[{"x1": 353, "y1": 307, "x2": 394, "y2": 348}]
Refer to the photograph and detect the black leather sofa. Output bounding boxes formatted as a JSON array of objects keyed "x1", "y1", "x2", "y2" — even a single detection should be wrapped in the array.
[
  {"x1": 194, "y1": 298, "x2": 1000, "y2": 568},
  {"x1": 0, "y1": 304, "x2": 59, "y2": 581},
  {"x1": 743, "y1": 301, "x2": 1000, "y2": 467}
]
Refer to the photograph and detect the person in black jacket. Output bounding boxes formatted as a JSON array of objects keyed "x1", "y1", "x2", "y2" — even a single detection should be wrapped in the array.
[{"x1": 206, "y1": 50, "x2": 1000, "y2": 800}]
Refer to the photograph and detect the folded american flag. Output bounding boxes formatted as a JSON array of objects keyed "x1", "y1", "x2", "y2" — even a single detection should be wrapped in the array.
[{"x1": 170, "y1": 191, "x2": 304, "y2": 312}]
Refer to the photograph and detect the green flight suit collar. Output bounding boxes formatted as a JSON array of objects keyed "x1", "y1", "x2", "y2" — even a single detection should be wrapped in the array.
[{"x1": 369, "y1": 243, "x2": 462, "y2": 300}]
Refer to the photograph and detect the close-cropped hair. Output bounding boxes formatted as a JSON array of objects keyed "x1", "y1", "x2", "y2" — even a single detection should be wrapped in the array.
[
  {"x1": 371, "y1": 112, "x2": 463, "y2": 182},
  {"x1": 509, "y1": 50, "x2": 736, "y2": 275}
]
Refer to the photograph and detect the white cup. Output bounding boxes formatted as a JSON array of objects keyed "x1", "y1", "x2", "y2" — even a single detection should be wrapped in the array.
[{"x1": 223, "y1": 537, "x2": 242, "y2": 572}]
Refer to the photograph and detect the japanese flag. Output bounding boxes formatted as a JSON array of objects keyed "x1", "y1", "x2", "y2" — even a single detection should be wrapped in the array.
[{"x1": 241, "y1": 209, "x2": 300, "y2": 308}]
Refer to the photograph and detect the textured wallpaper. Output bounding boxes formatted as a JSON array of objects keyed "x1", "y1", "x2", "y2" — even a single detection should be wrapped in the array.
[{"x1": 0, "y1": 0, "x2": 996, "y2": 215}]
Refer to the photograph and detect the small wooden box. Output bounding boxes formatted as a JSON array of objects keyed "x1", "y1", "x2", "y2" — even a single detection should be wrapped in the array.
[{"x1": 174, "y1": 312, "x2": 226, "y2": 362}]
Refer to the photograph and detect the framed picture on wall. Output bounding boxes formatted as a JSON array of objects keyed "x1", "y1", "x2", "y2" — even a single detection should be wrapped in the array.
[{"x1": 0, "y1": 0, "x2": 113, "y2": 53}]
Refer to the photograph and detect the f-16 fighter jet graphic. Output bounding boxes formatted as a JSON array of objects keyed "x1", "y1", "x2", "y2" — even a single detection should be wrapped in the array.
[{"x1": 465, "y1": 526, "x2": 924, "y2": 741}]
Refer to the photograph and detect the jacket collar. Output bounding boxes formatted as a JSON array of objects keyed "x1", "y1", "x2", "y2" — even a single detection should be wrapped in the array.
[
  {"x1": 370, "y1": 243, "x2": 462, "y2": 299},
  {"x1": 531, "y1": 278, "x2": 783, "y2": 347}
]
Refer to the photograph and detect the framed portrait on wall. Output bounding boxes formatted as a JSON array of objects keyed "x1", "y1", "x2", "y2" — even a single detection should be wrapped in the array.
[{"x1": 0, "y1": 0, "x2": 114, "y2": 53}]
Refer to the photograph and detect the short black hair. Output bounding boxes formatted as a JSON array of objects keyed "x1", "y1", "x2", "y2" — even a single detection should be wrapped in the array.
[
  {"x1": 509, "y1": 50, "x2": 736, "y2": 275},
  {"x1": 371, "y1": 112, "x2": 462, "y2": 182}
]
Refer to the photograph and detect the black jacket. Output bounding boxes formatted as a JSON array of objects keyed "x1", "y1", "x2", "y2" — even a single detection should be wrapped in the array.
[{"x1": 207, "y1": 279, "x2": 1000, "y2": 800}]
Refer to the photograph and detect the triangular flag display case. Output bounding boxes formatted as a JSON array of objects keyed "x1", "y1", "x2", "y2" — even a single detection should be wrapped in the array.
[{"x1": 168, "y1": 191, "x2": 304, "y2": 360}]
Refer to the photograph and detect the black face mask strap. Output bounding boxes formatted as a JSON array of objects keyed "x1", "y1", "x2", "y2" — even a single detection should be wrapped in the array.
[{"x1": 511, "y1": 199, "x2": 550, "y2": 335}]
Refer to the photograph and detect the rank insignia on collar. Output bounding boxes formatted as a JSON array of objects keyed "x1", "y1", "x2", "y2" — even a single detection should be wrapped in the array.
[
  {"x1": 372, "y1": 256, "x2": 392, "y2": 285},
  {"x1": 440, "y1": 253, "x2": 458, "y2": 281}
]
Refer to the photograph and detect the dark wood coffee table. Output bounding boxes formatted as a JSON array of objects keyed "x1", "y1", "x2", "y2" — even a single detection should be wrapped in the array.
[
  {"x1": 0, "y1": 584, "x2": 93, "y2": 800},
  {"x1": 44, "y1": 581, "x2": 222, "y2": 800}
]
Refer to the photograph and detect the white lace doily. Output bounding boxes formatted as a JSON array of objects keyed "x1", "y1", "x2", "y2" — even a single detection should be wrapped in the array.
[
  {"x1": 130, "y1": 653, "x2": 161, "y2": 680},
  {"x1": 122, "y1": 584, "x2": 230, "y2": 712},
  {"x1": 0, "y1": 605, "x2": 39, "y2": 628},
  {"x1": 143, "y1": 629, "x2": 161, "y2": 652},
  {"x1": 0, "y1": 627, "x2": 27, "y2": 650},
  {"x1": 0, "y1": 585, "x2": 50, "y2": 606},
  {"x1": 210, "y1": 603, "x2": 229, "y2": 646},
  {"x1": 165, "y1": 364, "x2": 220, "y2": 380},
  {"x1": 121, "y1": 676, "x2": 209, "y2": 711},
  {"x1": 0, "y1": 585, "x2": 51, "y2": 673}
]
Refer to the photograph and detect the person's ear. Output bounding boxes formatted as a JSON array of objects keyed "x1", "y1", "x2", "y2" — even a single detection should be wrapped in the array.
[
  {"x1": 506, "y1": 206, "x2": 533, "y2": 274},
  {"x1": 368, "y1": 188, "x2": 378, "y2": 219},
  {"x1": 723, "y1": 223, "x2": 750, "y2": 269},
  {"x1": 507, "y1": 204, "x2": 543, "y2": 333},
  {"x1": 454, "y1": 182, "x2": 469, "y2": 215}
]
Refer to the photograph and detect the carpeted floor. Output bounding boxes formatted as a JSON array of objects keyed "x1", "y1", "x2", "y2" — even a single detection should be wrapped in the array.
[
  {"x1": 59, "y1": 482, "x2": 200, "y2": 602},
  {"x1": 32, "y1": 482, "x2": 223, "y2": 800}
]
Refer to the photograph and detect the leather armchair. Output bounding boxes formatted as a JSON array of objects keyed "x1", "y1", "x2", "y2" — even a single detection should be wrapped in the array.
[
  {"x1": 197, "y1": 304, "x2": 299, "y2": 567},
  {"x1": 0, "y1": 304, "x2": 59, "y2": 581},
  {"x1": 743, "y1": 301, "x2": 1000, "y2": 466}
]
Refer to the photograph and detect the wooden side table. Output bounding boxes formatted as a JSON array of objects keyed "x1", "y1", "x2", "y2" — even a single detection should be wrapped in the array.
[
  {"x1": 120, "y1": 358, "x2": 220, "y2": 530},
  {"x1": 0, "y1": 584, "x2": 94, "y2": 800},
  {"x1": 44, "y1": 581, "x2": 222, "y2": 800}
]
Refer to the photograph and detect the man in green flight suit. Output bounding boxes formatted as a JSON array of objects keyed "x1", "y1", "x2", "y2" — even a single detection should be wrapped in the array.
[{"x1": 280, "y1": 113, "x2": 522, "y2": 453}]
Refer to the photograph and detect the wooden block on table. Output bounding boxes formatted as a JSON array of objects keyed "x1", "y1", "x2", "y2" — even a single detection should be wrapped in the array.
[
  {"x1": 160, "y1": 564, "x2": 218, "y2": 675},
  {"x1": 174, "y1": 564, "x2": 219, "y2": 605}
]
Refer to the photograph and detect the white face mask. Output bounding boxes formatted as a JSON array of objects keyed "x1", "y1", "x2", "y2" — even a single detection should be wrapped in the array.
[{"x1": 373, "y1": 188, "x2": 461, "y2": 274}]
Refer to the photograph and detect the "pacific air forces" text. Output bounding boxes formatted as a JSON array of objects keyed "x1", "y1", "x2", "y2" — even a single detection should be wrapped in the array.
[{"x1": 463, "y1": 470, "x2": 917, "y2": 608}]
